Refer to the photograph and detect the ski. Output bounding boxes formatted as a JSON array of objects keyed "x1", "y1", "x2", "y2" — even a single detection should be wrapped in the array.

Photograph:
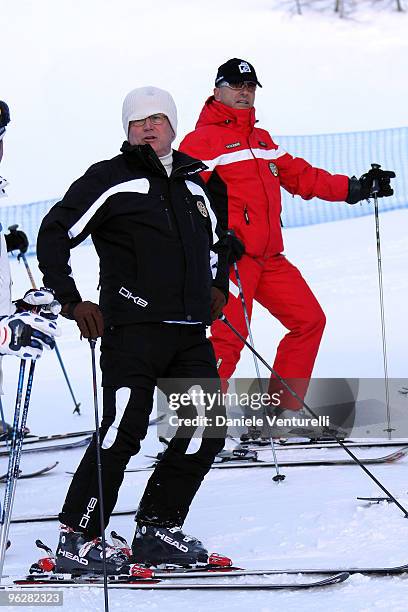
[
  {"x1": 0, "y1": 430, "x2": 93, "y2": 449},
  {"x1": 27, "y1": 561, "x2": 406, "y2": 579},
  {"x1": 6, "y1": 558, "x2": 408, "y2": 592},
  {"x1": 134, "y1": 446, "x2": 408, "y2": 472},
  {"x1": 209, "y1": 446, "x2": 408, "y2": 468},
  {"x1": 151, "y1": 562, "x2": 408, "y2": 577},
  {"x1": 145, "y1": 449, "x2": 259, "y2": 464},
  {"x1": 0, "y1": 437, "x2": 91, "y2": 457},
  {"x1": 0, "y1": 462, "x2": 59, "y2": 482},
  {"x1": 9, "y1": 572, "x2": 349, "y2": 590},
  {"x1": 10, "y1": 558, "x2": 408, "y2": 588},
  {"x1": 241, "y1": 439, "x2": 408, "y2": 451},
  {"x1": 357, "y1": 496, "x2": 394, "y2": 504},
  {"x1": 11, "y1": 508, "x2": 136, "y2": 524},
  {"x1": 0, "y1": 415, "x2": 164, "y2": 450}
]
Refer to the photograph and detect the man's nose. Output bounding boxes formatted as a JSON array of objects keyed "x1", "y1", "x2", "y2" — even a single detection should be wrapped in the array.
[{"x1": 143, "y1": 118, "x2": 154, "y2": 130}]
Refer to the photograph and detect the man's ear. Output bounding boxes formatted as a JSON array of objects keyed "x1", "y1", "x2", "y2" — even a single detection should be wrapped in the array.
[{"x1": 213, "y1": 88, "x2": 221, "y2": 102}]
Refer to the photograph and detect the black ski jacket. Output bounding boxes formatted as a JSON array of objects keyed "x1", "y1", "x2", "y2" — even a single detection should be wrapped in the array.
[{"x1": 37, "y1": 143, "x2": 229, "y2": 327}]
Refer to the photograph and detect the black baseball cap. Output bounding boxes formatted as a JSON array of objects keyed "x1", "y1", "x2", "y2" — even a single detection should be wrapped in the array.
[
  {"x1": 0, "y1": 101, "x2": 10, "y2": 139},
  {"x1": 215, "y1": 58, "x2": 262, "y2": 88}
]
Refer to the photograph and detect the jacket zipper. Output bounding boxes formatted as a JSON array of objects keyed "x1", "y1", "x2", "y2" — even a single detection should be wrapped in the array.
[
  {"x1": 248, "y1": 139, "x2": 271, "y2": 256},
  {"x1": 165, "y1": 208, "x2": 173, "y2": 230},
  {"x1": 188, "y1": 210, "x2": 195, "y2": 231},
  {"x1": 161, "y1": 195, "x2": 173, "y2": 230},
  {"x1": 185, "y1": 197, "x2": 196, "y2": 232}
]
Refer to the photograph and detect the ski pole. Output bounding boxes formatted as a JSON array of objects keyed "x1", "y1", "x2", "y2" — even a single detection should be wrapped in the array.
[
  {"x1": 0, "y1": 397, "x2": 9, "y2": 450},
  {"x1": 0, "y1": 396, "x2": 4, "y2": 529},
  {"x1": 233, "y1": 261, "x2": 262, "y2": 381},
  {"x1": 9, "y1": 231, "x2": 81, "y2": 415},
  {"x1": 220, "y1": 314, "x2": 408, "y2": 517},
  {"x1": 89, "y1": 339, "x2": 109, "y2": 612},
  {"x1": 0, "y1": 360, "x2": 36, "y2": 577},
  {"x1": 12, "y1": 360, "x2": 36, "y2": 481},
  {"x1": 0, "y1": 359, "x2": 26, "y2": 581},
  {"x1": 233, "y1": 261, "x2": 285, "y2": 482},
  {"x1": 370, "y1": 164, "x2": 393, "y2": 439}
]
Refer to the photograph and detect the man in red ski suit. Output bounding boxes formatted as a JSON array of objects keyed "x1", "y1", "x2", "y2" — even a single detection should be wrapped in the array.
[{"x1": 180, "y1": 58, "x2": 395, "y2": 422}]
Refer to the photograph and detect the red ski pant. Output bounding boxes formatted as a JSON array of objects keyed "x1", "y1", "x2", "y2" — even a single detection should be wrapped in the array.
[{"x1": 210, "y1": 254, "x2": 326, "y2": 410}]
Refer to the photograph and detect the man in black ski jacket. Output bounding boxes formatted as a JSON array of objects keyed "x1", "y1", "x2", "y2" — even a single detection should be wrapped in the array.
[{"x1": 37, "y1": 86, "x2": 230, "y2": 574}]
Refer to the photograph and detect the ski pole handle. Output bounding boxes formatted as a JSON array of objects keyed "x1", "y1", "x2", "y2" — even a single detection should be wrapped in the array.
[{"x1": 371, "y1": 163, "x2": 381, "y2": 195}]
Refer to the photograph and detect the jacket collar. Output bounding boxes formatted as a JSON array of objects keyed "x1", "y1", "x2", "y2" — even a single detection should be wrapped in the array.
[
  {"x1": 195, "y1": 96, "x2": 256, "y2": 134},
  {"x1": 120, "y1": 142, "x2": 207, "y2": 178}
]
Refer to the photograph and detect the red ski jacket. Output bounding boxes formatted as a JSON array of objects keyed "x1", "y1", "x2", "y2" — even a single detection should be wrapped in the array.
[{"x1": 180, "y1": 97, "x2": 349, "y2": 258}]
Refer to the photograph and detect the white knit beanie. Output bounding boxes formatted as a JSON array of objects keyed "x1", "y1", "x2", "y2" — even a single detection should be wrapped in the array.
[{"x1": 122, "y1": 86, "x2": 178, "y2": 138}]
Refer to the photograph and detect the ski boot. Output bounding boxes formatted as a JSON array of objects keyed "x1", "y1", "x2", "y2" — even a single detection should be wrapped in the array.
[
  {"x1": 240, "y1": 426, "x2": 263, "y2": 443},
  {"x1": 0, "y1": 421, "x2": 29, "y2": 442},
  {"x1": 132, "y1": 524, "x2": 231, "y2": 568},
  {"x1": 217, "y1": 447, "x2": 258, "y2": 462},
  {"x1": 29, "y1": 530, "x2": 153, "y2": 580},
  {"x1": 269, "y1": 408, "x2": 311, "y2": 438},
  {"x1": 217, "y1": 436, "x2": 258, "y2": 462},
  {"x1": 53, "y1": 526, "x2": 141, "y2": 576}
]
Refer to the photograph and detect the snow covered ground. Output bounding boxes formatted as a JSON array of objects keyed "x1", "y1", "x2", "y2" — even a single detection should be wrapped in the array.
[{"x1": 1, "y1": 208, "x2": 408, "y2": 611}]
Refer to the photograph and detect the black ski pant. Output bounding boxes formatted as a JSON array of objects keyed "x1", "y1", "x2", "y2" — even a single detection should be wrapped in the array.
[{"x1": 60, "y1": 323, "x2": 226, "y2": 538}]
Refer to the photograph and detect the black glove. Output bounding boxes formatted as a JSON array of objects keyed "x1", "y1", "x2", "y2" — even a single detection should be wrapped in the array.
[
  {"x1": 5, "y1": 228, "x2": 29, "y2": 253},
  {"x1": 226, "y1": 230, "x2": 245, "y2": 264},
  {"x1": 346, "y1": 165, "x2": 395, "y2": 205}
]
